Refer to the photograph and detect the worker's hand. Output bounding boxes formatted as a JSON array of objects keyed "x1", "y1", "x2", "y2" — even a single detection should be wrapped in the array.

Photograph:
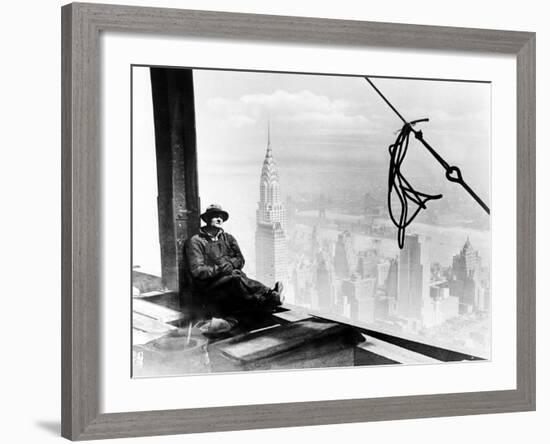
[{"x1": 218, "y1": 261, "x2": 233, "y2": 275}]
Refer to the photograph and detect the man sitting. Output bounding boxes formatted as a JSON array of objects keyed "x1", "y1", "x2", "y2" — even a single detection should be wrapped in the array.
[{"x1": 185, "y1": 204, "x2": 284, "y2": 324}]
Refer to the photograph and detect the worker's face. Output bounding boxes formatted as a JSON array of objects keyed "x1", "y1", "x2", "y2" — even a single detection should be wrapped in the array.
[{"x1": 207, "y1": 214, "x2": 224, "y2": 230}]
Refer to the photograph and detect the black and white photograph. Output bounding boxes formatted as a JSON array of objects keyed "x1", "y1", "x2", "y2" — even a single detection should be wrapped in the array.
[{"x1": 131, "y1": 66, "x2": 491, "y2": 377}]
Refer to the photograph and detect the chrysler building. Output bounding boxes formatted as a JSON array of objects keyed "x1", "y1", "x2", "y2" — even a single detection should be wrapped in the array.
[{"x1": 255, "y1": 124, "x2": 288, "y2": 286}]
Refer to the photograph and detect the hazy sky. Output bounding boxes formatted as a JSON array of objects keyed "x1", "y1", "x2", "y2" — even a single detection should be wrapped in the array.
[{"x1": 193, "y1": 69, "x2": 491, "y2": 197}]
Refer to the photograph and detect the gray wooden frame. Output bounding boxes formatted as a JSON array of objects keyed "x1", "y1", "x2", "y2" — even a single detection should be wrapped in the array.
[{"x1": 61, "y1": 2, "x2": 536, "y2": 440}]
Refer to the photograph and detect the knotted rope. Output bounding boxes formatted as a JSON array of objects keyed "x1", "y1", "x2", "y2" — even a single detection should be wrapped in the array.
[{"x1": 388, "y1": 120, "x2": 442, "y2": 248}]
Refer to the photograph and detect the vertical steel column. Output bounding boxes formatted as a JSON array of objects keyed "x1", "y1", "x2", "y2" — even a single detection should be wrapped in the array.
[{"x1": 150, "y1": 68, "x2": 200, "y2": 293}]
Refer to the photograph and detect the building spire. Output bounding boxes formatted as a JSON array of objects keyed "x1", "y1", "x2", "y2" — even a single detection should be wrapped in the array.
[
  {"x1": 261, "y1": 120, "x2": 278, "y2": 183},
  {"x1": 267, "y1": 120, "x2": 272, "y2": 151}
]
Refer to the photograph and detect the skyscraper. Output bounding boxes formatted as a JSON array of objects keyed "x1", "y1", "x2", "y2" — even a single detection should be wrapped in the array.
[
  {"x1": 397, "y1": 234, "x2": 430, "y2": 323},
  {"x1": 341, "y1": 273, "x2": 376, "y2": 322},
  {"x1": 452, "y1": 238, "x2": 481, "y2": 281},
  {"x1": 385, "y1": 258, "x2": 398, "y2": 300},
  {"x1": 255, "y1": 124, "x2": 288, "y2": 286},
  {"x1": 310, "y1": 225, "x2": 320, "y2": 260},
  {"x1": 449, "y1": 238, "x2": 482, "y2": 314},
  {"x1": 334, "y1": 231, "x2": 354, "y2": 279},
  {"x1": 315, "y1": 251, "x2": 335, "y2": 311},
  {"x1": 423, "y1": 282, "x2": 459, "y2": 327},
  {"x1": 356, "y1": 248, "x2": 379, "y2": 279}
]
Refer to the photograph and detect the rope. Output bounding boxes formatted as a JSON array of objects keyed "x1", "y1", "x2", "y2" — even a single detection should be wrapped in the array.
[
  {"x1": 364, "y1": 77, "x2": 491, "y2": 248},
  {"x1": 388, "y1": 122, "x2": 442, "y2": 249}
]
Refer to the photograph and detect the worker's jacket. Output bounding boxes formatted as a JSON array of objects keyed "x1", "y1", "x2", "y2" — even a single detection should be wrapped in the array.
[{"x1": 185, "y1": 228, "x2": 245, "y2": 289}]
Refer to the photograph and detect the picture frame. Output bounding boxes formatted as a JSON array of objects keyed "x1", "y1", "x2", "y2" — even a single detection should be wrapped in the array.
[{"x1": 61, "y1": 2, "x2": 535, "y2": 440}]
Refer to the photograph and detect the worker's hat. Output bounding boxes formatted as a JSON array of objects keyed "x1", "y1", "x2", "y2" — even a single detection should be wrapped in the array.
[{"x1": 200, "y1": 204, "x2": 229, "y2": 222}]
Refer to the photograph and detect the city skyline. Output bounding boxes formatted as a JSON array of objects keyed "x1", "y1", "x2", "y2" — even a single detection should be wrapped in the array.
[
  {"x1": 245, "y1": 127, "x2": 490, "y2": 356},
  {"x1": 245, "y1": 122, "x2": 490, "y2": 358}
]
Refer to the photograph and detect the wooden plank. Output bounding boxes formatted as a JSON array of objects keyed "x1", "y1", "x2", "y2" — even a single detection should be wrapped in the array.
[
  {"x1": 358, "y1": 334, "x2": 441, "y2": 365},
  {"x1": 133, "y1": 299, "x2": 185, "y2": 323},
  {"x1": 272, "y1": 310, "x2": 312, "y2": 323},
  {"x1": 216, "y1": 319, "x2": 363, "y2": 363},
  {"x1": 137, "y1": 290, "x2": 170, "y2": 298},
  {"x1": 208, "y1": 320, "x2": 360, "y2": 373},
  {"x1": 133, "y1": 312, "x2": 177, "y2": 335}
]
